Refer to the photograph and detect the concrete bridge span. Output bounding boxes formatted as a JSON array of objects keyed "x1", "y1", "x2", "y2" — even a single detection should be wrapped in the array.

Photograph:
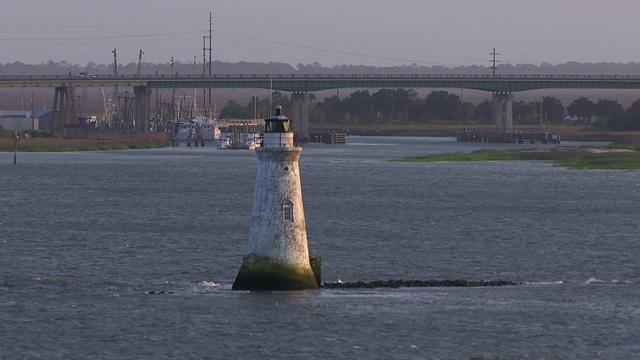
[{"x1": 2, "y1": 74, "x2": 640, "y2": 134}]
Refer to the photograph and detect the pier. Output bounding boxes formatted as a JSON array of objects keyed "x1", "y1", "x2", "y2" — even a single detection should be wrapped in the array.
[
  {"x1": 308, "y1": 131, "x2": 346, "y2": 144},
  {"x1": 456, "y1": 129, "x2": 561, "y2": 144}
]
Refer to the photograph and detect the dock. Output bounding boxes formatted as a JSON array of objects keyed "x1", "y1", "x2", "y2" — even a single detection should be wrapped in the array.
[
  {"x1": 456, "y1": 129, "x2": 560, "y2": 144},
  {"x1": 308, "y1": 131, "x2": 346, "y2": 144}
]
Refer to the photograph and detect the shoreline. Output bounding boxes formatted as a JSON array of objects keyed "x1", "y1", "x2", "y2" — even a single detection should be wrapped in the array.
[
  {"x1": 2, "y1": 125, "x2": 639, "y2": 153},
  {"x1": 0, "y1": 132, "x2": 169, "y2": 152},
  {"x1": 311, "y1": 123, "x2": 640, "y2": 143}
]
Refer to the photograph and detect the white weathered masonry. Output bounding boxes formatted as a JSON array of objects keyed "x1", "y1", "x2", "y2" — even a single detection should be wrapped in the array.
[{"x1": 232, "y1": 106, "x2": 318, "y2": 290}]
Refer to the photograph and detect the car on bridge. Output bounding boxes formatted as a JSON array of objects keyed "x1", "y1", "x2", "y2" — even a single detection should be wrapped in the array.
[{"x1": 563, "y1": 115, "x2": 581, "y2": 124}]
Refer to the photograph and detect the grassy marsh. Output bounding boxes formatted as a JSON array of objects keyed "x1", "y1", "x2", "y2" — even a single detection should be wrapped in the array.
[
  {"x1": 0, "y1": 133, "x2": 168, "y2": 152},
  {"x1": 399, "y1": 145, "x2": 640, "y2": 170}
]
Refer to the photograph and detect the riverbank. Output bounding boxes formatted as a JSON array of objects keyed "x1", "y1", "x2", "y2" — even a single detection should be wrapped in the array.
[
  {"x1": 0, "y1": 132, "x2": 169, "y2": 152},
  {"x1": 3, "y1": 125, "x2": 640, "y2": 158}
]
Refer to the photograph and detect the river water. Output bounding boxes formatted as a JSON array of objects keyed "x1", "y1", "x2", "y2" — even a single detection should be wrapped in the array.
[{"x1": 1, "y1": 136, "x2": 638, "y2": 359}]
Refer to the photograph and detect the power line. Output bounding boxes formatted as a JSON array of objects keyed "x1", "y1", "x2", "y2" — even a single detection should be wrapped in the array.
[{"x1": 0, "y1": 31, "x2": 202, "y2": 42}]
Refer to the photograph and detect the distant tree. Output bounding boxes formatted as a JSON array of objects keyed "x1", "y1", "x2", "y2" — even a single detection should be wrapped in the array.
[
  {"x1": 422, "y1": 91, "x2": 462, "y2": 122},
  {"x1": 271, "y1": 91, "x2": 290, "y2": 110},
  {"x1": 372, "y1": 89, "x2": 397, "y2": 121},
  {"x1": 513, "y1": 100, "x2": 537, "y2": 124},
  {"x1": 619, "y1": 99, "x2": 640, "y2": 130},
  {"x1": 460, "y1": 101, "x2": 475, "y2": 123},
  {"x1": 393, "y1": 88, "x2": 419, "y2": 122},
  {"x1": 539, "y1": 96, "x2": 565, "y2": 123},
  {"x1": 474, "y1": 99, "x2": 493, "y2": 124},
  {"x1": 625, "y1": 99, "x2": 640, "y2": 118},
  {"x1": 316, "y1": 95, "x2": 346, "y2": 123},
  {"x1": 607, "y1": 112, "x2": 635, "y2": 130},
  {"x1": 246, "y1": 95, "x2": 270, "y2": 119},
  {"x1": 219, "y1": 100, "x2": 250, "y2": 119},
  {"x1": 567, "y1": 97, "x2": 594, "y2": 122},
  {"x1": 591, "y1": 99, "x2": 625, "y2": 129},
  {"x1": 344, "y1": 90, "x2": 374, "y2": 123},
  {"x1": 296, "y1": 62, "x2": 325, "y2": 74},
  {"x1": 593, "y1": 99, "x2": 625, "y2": 118}
]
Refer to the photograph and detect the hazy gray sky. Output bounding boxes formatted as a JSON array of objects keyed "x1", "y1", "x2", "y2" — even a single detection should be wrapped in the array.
[{"x1": 2, "y1": 0, "x2": 639, "y2": 68}]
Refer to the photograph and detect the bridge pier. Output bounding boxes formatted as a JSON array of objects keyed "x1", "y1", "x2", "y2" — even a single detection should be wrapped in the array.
[
  {"x1": 134, "y1": 86, "x2": 151, "y2": 133},
  {"x1": 52, "y1": 86, "x2": 77, "y2": 135},
  {"x1": 291, "y1": 92, "x2": 310, "y2": 143},
  {"x1": 493, "y1": 92, "x2": 513, "y2": 132}
]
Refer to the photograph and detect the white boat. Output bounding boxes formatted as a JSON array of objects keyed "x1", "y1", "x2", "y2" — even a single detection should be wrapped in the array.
[
  {"x1": 171, "y1": 117, "x2": 221, "y2": 144},
  {"x1": 215, "y1": 132, "x2": 262, "y2": 149},
  {"x1": 216, "y1": 137, "x2": 232, "y2": 149},
  {"x1": 172, "y1": 122, "x2": 195, "y2": 142},
  {"x1": 243, "y1": 132, "x2": 262, "y2": 149},
  {"x1": 192, "y1": 116, "x2": 221, "y2": 142}
]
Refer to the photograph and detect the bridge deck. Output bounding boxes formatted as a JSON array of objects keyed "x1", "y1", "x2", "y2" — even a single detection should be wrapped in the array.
[{"x1": 2, "y1": 74, "x2": 640, "y2": 92}]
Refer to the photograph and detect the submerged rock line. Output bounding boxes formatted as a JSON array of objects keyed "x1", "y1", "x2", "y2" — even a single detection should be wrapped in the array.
[{"x1": 321, "y1": 279, "x2": 518, "y2": 289}]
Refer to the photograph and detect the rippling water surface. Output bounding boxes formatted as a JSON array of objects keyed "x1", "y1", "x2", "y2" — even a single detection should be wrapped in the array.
[{"x1": 1, "y1": 137, "x2": 638, "y2": 359}]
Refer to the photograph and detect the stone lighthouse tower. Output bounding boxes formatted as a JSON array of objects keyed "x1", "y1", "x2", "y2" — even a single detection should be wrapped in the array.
[{"x1": 232, "y1": 106, "x2": 318, "y2": 291}]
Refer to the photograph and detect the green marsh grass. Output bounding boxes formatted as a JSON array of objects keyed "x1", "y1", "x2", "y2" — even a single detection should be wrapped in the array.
[{"x1": 399, "y1": 147, "x2": 640, "y2": 170}]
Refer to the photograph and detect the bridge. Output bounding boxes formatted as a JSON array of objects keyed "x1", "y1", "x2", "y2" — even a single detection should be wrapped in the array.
[
  {"x1": 4, "y1": 73, "x2": 640, "y2": 92},
  {"x1": 3, "y1": 73, "x2": 640, "y2": 136}
]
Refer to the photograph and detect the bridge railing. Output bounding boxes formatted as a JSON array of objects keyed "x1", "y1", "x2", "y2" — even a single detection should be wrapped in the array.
[{"x1": 3, "y1": 74, "x2": 640, "y2": 81}]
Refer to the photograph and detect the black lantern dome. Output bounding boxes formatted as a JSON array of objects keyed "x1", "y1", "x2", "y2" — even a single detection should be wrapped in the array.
[{"x1": 264, "y1": 105, "x2": 291, "y2": 133}]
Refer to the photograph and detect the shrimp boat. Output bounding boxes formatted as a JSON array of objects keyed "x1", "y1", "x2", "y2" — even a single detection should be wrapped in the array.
[
  {"x1": 215, "y1": 132, "x2": 262, "y2": 149},
  {"x1": 192, "y1": 116, "x2": 220, "y2": 142},
  {"x1": 216, "y1": 118, "x2": 264, "y2": 149},
  {"x1": 171, "y1": 116, "x2": 221, "y2": 146}
]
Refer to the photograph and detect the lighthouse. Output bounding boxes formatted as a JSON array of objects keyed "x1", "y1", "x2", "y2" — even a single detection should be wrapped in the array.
[{"x1": 232, "y1": 106, "x2": 319, "y2": 291}]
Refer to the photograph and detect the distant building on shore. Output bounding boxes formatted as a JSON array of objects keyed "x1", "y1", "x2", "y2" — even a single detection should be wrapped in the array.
[{"x1": 0, "y1": 107, "x2": 54, "y2": 131}]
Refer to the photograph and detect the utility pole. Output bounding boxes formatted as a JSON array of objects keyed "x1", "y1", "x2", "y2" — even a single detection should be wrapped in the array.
[
  {"x1": 113, "y1": 48, "x2": 118, "y2": 77},
  {"x1": 137, "y1": 49, "x2": 144, "y2": 76},
  {"x1": 203, "y1": 12, "x2": 213, "y2": 117},
  {"x1": 490, "y1": 48, "x2": 500, "y2": 77}
]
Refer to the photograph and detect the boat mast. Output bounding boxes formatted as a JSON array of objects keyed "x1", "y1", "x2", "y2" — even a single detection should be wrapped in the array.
[
  {"x1": 203, "y1": 12, "x2": 213, "y2": 117},
  {"x1": 193, "y1": 56, "x2": 198, "y2": 118}
]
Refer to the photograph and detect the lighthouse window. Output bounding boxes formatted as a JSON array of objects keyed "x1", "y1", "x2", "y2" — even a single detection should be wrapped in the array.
[{"x1": 283, "y1": 201, "x2": 293, "y2": 222}]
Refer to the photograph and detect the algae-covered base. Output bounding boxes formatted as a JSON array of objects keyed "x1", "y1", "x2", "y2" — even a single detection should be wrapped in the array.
[{"x1": 232, "y1": 257, "x2": 319, "y2": 291}]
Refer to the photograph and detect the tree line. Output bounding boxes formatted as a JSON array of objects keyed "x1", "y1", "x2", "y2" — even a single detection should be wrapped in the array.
[
  {"x1": 4, "y1": 60, "x2": 640, "y2": 76},
  {"x1": 219, "y1": 89, "x2": 640, "y2": 131}
]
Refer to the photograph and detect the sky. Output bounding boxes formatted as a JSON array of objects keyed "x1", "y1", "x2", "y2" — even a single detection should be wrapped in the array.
[{"x1": 1, "y1": 0, "x2": 640, "y2": 68}]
